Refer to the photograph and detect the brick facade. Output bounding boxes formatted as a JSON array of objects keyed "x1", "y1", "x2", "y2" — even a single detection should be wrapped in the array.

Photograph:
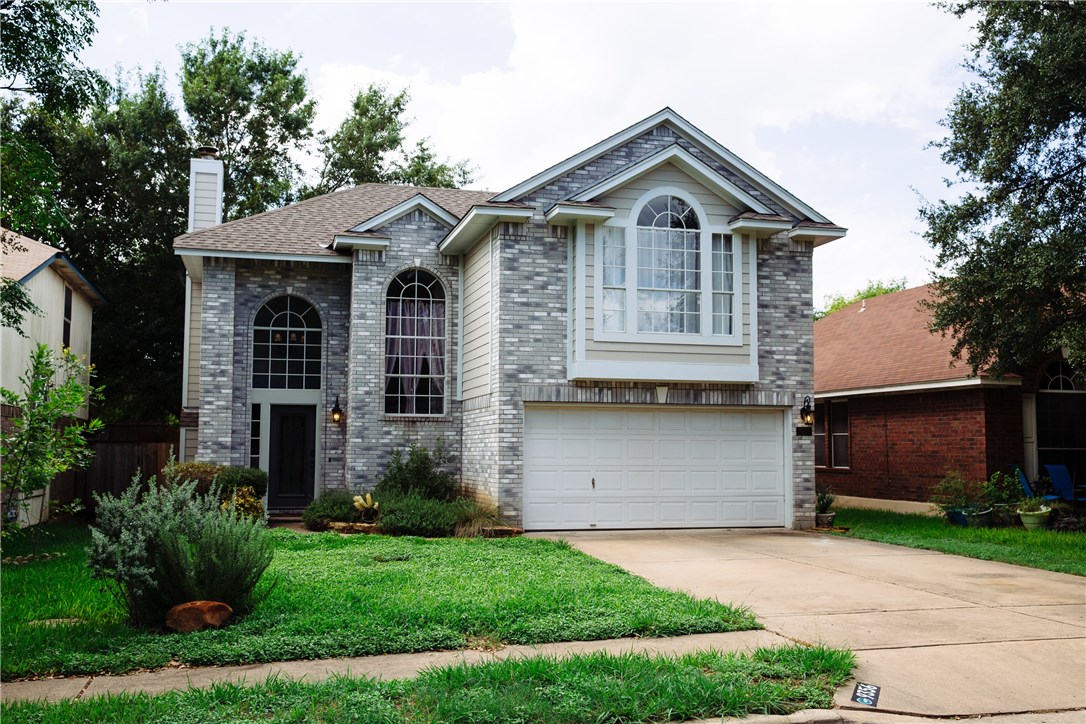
[{"x1": 816, "y1": 388, "x2": 1025, "y2": 502}]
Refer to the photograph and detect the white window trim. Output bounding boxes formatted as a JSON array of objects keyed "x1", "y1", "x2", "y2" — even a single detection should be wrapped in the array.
[{"x1": 592, "y1": 186, "x2": 743, "y2": 347}]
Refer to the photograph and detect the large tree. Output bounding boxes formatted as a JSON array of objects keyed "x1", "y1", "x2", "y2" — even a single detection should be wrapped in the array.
[
  {"x1": 922, "y1": 2, "x2": 1086, "y2": 377},
  {"x1": 180, "y1": 29, "x2": 316, "y2": 220}
]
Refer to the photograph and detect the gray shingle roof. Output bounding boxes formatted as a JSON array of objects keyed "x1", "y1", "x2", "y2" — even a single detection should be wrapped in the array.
[{"x1": 174, "y1": 184, "x2": 497, "y2": 257}]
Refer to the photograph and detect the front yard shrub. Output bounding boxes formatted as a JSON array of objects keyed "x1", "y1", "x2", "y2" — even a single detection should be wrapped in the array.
[
  {"x1": 221, "y1": 485, "x2": 265, "y2": 521},
  {"x1": 453, "y1": 498, "x2": 503, "y2": 537},
  {"x1": 162, "y1": 461, "x2": 223, "y2": 497},
  {"x1": 378, "y1": 491, "x2": 457, "y2": 537},
  {"x1": 301, "y1": 490, "x2": 355, "y2": 530},
  {"x1": 89, "y1": 471, "x2": 274, "y2": 626},
  {"x1": 375, "y1": 438, "x2": 458, "y2": 501},
  {"x1": 216, "y1": 466, "x2": 269, "y2": 498},
  {"x1": 154, "y1": 501, "x2": 273, "y2": 614}
]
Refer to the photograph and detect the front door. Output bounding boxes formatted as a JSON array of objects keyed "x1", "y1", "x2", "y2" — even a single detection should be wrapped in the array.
[{"x1": 268, "y1": 405, "x2": 316, "y2": 511}]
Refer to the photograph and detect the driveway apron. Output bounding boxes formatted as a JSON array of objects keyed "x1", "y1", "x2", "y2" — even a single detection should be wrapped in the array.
[{"x1": 552, "y1": 529, "x2": 1086, "y2": 719}]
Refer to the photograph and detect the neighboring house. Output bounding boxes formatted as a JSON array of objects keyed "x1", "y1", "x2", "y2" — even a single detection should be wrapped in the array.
[
  {"x1": 814, "y1": 283, "x2": 1084, "y2": 502},
  {"x1": 1, "y1": 228, "x2": 106, "y2": 518},
  {"x1": 175, "y1": 108, "x2": 847, "y2": 529}
]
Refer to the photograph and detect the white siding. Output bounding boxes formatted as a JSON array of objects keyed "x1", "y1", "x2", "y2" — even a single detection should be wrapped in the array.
[
  {"x1": 601, "y1": 162, "x2": 742, "y2": 225},
  {"x1": 187, "y1": 278, "x2": 202, "y2": 405},
  {"x1": 461, "y1": 236, "x2": 492, "y2": 399}
]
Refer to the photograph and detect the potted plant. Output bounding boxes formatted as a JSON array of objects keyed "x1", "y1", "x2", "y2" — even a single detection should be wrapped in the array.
[
  {"x1": 1017, "y1": 497, "x2": 1051, "y2": 531},
  {"x1": 982, "y1": 470, "x2": 1022, "y2": 527},
  {"x1": 815, "y1": 484, "x2": 836, "y2": 528},
  {"x1": 930, "y1": 471, "x2": 992, "y2": 527}
]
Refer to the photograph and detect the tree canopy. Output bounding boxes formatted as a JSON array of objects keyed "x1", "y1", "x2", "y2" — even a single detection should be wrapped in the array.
[
  {"x1": 921, "y1": 2, "x2": 1086, "y2": 377},
  {"x1": 814, "y1": 278, "x2": 908, "y2": 321}
]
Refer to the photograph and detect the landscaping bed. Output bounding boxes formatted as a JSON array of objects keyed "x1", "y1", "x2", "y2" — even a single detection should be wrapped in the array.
[
  {"x1": 832, "y1": 508, "x2": 1086, "y2": 576},
  {"x1": 1, "y1": 523, "x2": 759, "y2": 679},
  {"x1": 1, "y1": 645, "x2": 854, "y2": 723}
]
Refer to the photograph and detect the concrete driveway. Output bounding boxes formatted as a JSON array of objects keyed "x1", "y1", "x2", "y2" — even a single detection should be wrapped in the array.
[{"x1": 551, "y1": 529, "x2": 1086, "y2": 719}]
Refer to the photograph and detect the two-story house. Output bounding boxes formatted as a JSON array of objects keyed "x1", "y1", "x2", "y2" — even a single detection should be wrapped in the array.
[{"x1": 175, "y1": 109, "x2": 845, "y2": 529}]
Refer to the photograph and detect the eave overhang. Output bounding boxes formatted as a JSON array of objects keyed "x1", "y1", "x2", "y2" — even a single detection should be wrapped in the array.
[
  {"x1": 789, "y1": 223, "x2": 848, "y2": 247},
  {"x1": 814, "y1": 376, "x2": 1021, "y2": 399},
  {"x1": 19, "y1": 254, "x2": 107, "y2": 306},
  {"x1": 545, "y1": 203, "x2": 616, "y2": 225},
  {"x1": 438, "y1": 205, "x2": 534, "y2": 255},
  {"x1": 328, "y1": 232, "x2": 391, "y2": 251}
]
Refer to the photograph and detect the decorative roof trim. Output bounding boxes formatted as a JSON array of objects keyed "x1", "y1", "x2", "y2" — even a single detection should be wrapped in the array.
[
  {"x1": 19, "y1": 253, "x2": 107, "y2": 306},
  {"x1": 438, "y1": 205, "x2": 535, "y2": 255},
  {"x1": 492, "y1": 107, "x2": 831, "y2": 223},
  {"x1": 349, "y1": 193, "x2": 459, "y2": 233},
  {"x1": 568, "y1": 144, "x2": 773, "y2": 215},
  {"x1": 545, "y1": 204, "x2": 616, "y2": 225},
  {"x1": 815, "y1": 376, "x2": 1022, "y2": 399}
]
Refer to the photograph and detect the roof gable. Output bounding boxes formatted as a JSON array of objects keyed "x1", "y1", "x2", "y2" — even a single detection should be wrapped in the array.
[
  {"x1": 1, "y1": 228, "x2": 106, "y2": 305},
  {"x1": 493, "y1": 108, "x2": 833, "y2": 224}
]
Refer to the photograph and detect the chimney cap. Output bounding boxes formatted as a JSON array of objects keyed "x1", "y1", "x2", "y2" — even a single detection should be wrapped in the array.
[{"x1": 195, "y1": 145, "x2": 219, "y2": 159}]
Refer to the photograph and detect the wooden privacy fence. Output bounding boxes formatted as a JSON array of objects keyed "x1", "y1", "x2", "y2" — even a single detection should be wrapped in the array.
[{"x1": 83, "y1": 441, "x2": 175, "y2": 500}]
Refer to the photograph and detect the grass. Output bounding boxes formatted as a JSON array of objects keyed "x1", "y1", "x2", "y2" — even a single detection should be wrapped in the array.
[
  {"x1": 1, "y1": 522, "x2": 758, "y2": 680},
  {"x1": 1, "y1": 645, "x2": 855, "y2": 723},
  {"x1": 833, "y1": 508, "x2": 1086, "y2": 576}
]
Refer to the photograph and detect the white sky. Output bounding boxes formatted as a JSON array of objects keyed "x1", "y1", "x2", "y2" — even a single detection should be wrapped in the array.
[{"x1": 84, "y1": 0, "x2": 977, "y2": 305}]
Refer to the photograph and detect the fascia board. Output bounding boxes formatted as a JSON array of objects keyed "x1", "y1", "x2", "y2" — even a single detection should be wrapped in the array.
[
  {"x1": 789, "y1": 226, "x2": 848, "y2": 247},
  {"x1": 51, "y1": 257, "x2": 107, "y2": 306},
  {"x1": 570, "y1": 145, "x2": 773, "y2": 215},
  {"x1": 175, "y1": 248, "x2": 352, "y2": 265},
  {"x1": 728, "y1": 218, "x2": 794, "y2": 235},
  {"x1": 331, "y1": 235, "x2": 390, "y2": 251},
  {"x1": 545, "y1": 205, "x2": 616, "y2": 225},
  {"x1": 814, "y1": 377, "x2": 1022, "y2": 399},
  {"x1": 568, "y1": 359, "x2": 759, "y2": 383},
  {"x1": 349, "y1": 193, "x2": 458, "y2": 232},
  {"x1": 439, "y1": 206, "x2": 534, "y2": 255}
]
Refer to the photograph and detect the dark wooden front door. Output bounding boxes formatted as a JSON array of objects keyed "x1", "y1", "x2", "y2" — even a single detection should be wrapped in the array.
[{"x1": 268, "y1": 405, "x2": 316, "y2": 510}]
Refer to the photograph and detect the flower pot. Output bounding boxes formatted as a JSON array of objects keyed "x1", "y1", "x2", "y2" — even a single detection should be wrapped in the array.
[
  {"x1": 1018, "y1": 507, "x2": 1051, "y2": 531},
  {"x1": 964, "y1": 508, "x2": 993, "y2": 528},
  {"x1": 815, "y1": 512, "x2": 836, "y2": 528},
  {"x1": 945, "y1": 509, "x2": 968, "y2": 527}
]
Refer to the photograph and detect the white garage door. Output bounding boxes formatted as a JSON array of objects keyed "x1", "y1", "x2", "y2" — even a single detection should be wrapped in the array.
[{"x1": 523, "y1": 406, "x2": 788, "y2": 530}]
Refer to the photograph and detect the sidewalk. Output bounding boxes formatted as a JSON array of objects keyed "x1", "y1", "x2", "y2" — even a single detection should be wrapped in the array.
[{"x1": 0, "y1": 630, "x2": 783, "y2": 704}]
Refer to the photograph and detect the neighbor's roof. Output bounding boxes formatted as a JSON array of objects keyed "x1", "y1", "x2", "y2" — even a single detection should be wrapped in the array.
[
  {"x1": 814, "y1": 284, "x2": 981, "y2": 395},
  {"x1": 175, "y1": 184, "x2": 498, "y2": 257},
  {"x1": 0, "y1": 228, "x2": 106, "y2": 305}
]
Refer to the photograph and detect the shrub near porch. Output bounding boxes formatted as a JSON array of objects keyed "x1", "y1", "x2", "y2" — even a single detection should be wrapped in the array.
[{"x1": 1, "y1": 524, "x2": 758, "y2": 679}]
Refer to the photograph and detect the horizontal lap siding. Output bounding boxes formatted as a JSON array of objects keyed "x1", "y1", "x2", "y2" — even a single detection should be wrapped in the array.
[{"x1": 461, "y1": 236, "x2": 492, "y2": 400}]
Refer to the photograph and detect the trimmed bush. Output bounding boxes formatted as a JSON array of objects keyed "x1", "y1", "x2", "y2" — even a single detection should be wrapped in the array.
[
  {"x1": 377, "y1": 492, "x2": 457, "y2": 537},
  {"x1": 217, "y1": 466, "x2": 269, "y2": 498},
  {"x1": 301, "y1": 490, "x2": 355, "y2": 531},
  {"x1": 162, "y1": 461, "x2": 223, "y2": 497},
  {"x1": 375, "y1": 439, "x2": 458, "y2": 502}
]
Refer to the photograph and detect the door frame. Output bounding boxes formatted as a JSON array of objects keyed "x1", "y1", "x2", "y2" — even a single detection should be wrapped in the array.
[
  {"x1": 267, "y1": 404, "x2": 317, "y2": 510},
  {"x1": 251, "y1": 389, "x2": 322, "y2": 507}
]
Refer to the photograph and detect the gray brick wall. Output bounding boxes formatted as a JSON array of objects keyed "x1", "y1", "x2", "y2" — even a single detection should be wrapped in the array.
[{"x1": 197, "y1": 259, "x2": 236, "y2": 463}]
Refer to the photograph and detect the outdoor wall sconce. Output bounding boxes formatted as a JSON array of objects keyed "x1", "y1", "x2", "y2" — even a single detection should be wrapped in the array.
[
  {"x1": 800, "y1": 395, "x2": 815, "y2": 426},
  {"x1": 331, "y1": 395, "x2": 343, "y2": 424}
]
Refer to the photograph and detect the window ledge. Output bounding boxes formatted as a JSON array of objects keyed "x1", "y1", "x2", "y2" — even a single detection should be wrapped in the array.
[{"x1": 381, "y1": 414, "x2": 450, "y2": 423}]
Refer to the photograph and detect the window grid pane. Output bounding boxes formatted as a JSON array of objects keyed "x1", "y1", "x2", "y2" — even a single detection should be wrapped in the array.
[
  {"x1": 712, "y1": 233, "x2": 734, "y2": 336},
  {"x1": 249, "y1": 404, "x2": 261, "y2": 469},
  {"x1": 601, "y1": 226, "x2": 626, "y2": 332},
  {"x1": 636, "y1": 227, "x2": 700, "y2": 334},
  {"x1": 252, "y1": 296, "x2": 322, "y2": 390},
  {"x1": 385, "y1": 270, "x2": 446, "y2": 415}
]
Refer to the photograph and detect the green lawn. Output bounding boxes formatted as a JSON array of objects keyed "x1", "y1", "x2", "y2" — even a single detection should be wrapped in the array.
[
  {"x1": 1, "y1": 523, "x2": 758, "y2": 680},
  {"x1": 833, "y1": 508, "x2": 1086, "y2": 576},
  {"x1": 1, "y1": 645, "x2": 855, "y2": 724}
]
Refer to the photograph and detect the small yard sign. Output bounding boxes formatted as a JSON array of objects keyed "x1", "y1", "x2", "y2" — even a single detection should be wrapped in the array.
[{"x1": 851, "y1": 682, "x2": 881, "y2": 707}]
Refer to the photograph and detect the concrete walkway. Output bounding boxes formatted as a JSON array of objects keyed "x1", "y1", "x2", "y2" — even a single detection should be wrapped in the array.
[{"x1": 554, "y1": 529, "x2": 1086, "y2": 720}]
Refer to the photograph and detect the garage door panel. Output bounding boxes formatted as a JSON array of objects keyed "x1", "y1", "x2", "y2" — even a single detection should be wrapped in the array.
[{"x1": 523, "y1": 407, "x2": 787, "y2": 530}]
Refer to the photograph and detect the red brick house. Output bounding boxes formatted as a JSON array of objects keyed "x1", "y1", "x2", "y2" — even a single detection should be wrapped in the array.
[{"x1": 813, "y1": 284, "x2": 1084, "y2": 502}]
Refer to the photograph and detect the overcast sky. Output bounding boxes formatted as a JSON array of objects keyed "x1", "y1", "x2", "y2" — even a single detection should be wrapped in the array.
[{"x1": 82, "y1": 0, "x2": 977, "y2": 305}]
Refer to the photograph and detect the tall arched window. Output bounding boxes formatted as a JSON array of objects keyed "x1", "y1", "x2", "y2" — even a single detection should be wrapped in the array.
[
  {"x1": 385, "y1": 270, "x2": 446, "y2": 415},
  {"x1": 252, "y1": 295, "x2": 322, "y2": 390},
  {"x1": 636, "y1": 195, "x2": 702, "y2": 334}
]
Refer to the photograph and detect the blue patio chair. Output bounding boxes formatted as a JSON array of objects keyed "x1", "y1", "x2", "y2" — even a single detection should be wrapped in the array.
[
  {"x1": 1043, "y1": 464, "x2": 1086, "y2": 504},
  {"x1": 1014, "y1": 466, "x2": 1059, "y2": 502}
]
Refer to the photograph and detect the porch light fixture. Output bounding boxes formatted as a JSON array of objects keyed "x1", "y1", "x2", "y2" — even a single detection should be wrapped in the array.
[
  {"x1": 800, "y1": 396, "x2": 814, "y2": 426},
  {"x1": 331, "y1": 396, "x2": 343, "y2": 424}
]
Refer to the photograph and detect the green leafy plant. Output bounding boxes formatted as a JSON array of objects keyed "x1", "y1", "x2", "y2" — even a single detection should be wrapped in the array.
[
  {"x1": 377, "y1": 492, "x2": 458, "y2": 537},
  {"x1": 221, "y1": 486, "x2": 265, "y2": 522},
  {"x1": 1016, "y1": 497, "x2": 1050, "y2": 514},
  {"x1": 815, "y1": 484, "x2": 836, "y2": 514},
  {"x1": 161, "y1": 461, "x2": 223, "y2": 497},
  {"x1": 1, "y1": 344, "x2": 102, "y2": 544},
  {"x1": 930, "y1": 471, "x2": 987, "y2": 512},
  {"x1": 375, "y1": 438, "x2": 458, "y2": 502},
  {"x1": 982, "y1": 470, "x2": 1022, "y2": 507},
  {"x1": 301, "y1": 490, "x2": 355, "y2": 531},
  {"x1": 216, "y1": 466, "x2": 269, "y2": 499}
]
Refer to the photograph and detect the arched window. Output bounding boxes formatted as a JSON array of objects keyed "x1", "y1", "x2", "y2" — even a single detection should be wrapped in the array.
[
  {"x1": 636, "y1": 195, "x2": 702, "y2": 334},
  {"x1": 252, "y1": 295, "x2": 322, "y2": 390},
  {"x1": 385, "y1": 270, "x2": 446, "y2": 415},
  {"x1": 1037, "y1": 360, "x2": 1086, "y2": 481}
]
